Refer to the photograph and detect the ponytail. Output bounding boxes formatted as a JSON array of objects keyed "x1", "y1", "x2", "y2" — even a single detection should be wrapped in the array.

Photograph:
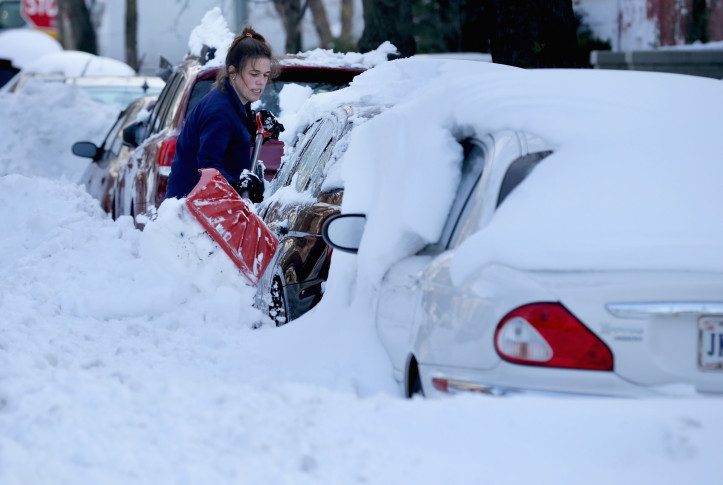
[{"x1": 215, "y1": 26, "x2": 278, "y2": 90}]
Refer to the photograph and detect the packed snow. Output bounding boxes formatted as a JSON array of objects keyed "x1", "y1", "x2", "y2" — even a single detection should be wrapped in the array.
[
  {"x1": 187, "y1": 7, "x2": 397, "y2": 71},
  {"x1": 1, "y1": 16, "x2": 722, "y2": 485}
]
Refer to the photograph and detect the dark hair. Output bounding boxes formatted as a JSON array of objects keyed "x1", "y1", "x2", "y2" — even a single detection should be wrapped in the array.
[{"x1": 215, "y1": 26, "x2": 278, "y2": 90}]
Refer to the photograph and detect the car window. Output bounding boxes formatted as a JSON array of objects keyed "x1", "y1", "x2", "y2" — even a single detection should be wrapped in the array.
[
  {"x1": 423, "y1": 140, "x2": 487, "y2": 253},
  {"x1": 148, "y1": 72, "x2": 183, "y2": 135},
  {"x1": 106, "y1": 102, "x2": 145, "y2": 159},
  {"x1": 293, "y1": 118, "x2": 335, "y2": 193},
  {"x1": 496, "y1": 151, "x2": 552, "y2": 208},
  {"x1": 157, "y1": 73, "x2": 186, "y2": 131},
  {"x1": 186, "y1": 78, "x2": 214, "y2": 118},
  {"x1": 145, "y1": 73, "x2": 176, "y2": 136},
  {"x1": 447, "y1": 148, "x2": 553, "y2": 248},
  {"x1": 268, "y1": 121, "x2": 323, "y2": 194},
  {"x1": 99, "y1": 111, "x2": 127, "y2": 160},
  {"x1": 255, "y1": 80, "x2": 354, "y2": 114},
  {"x1": 105, "y1": 116, "x2": 127, "y2": 159}
]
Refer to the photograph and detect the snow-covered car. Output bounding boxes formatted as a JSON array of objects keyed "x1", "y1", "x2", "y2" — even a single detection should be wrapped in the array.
[
  {"x1": 116, "y1": 52, "x2": 366, "y2": 224},
  {"x1": 0, "y1": 50, "x2": 136, "y2": 94},
  {"x1": 254, "y1": 104, "x2": 380, "y2": 325},
  {"x1": 320, "y1": 60, "x2": 723, "y2": 399},
  {"x1": 72, "y1": 95, "x2": 157, "y2": 218},
  {"x1": 0, "y1": 28, "x2": 62, "y2": 88}
]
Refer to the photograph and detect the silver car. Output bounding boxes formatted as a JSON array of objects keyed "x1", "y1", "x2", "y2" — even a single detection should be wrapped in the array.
[{"x1": 323, "y1": 128, "x2": 723, "y2": 399}]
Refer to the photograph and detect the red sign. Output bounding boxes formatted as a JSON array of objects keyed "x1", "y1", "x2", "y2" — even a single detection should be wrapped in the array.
[{"x1": 21, "y1": 0, "x2": 58, "y2": 31}]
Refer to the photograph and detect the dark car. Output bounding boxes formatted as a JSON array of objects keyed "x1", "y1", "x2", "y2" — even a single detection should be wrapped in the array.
[
  {"x1": 254, "y1": 104, "x2": 380, "y2": 325},
  {"x1": 72, "y1": 95, "x2": 157, "y2": 218},
  {"x1": 116, "y1": 54, "x2": 365, "y2": 224}
]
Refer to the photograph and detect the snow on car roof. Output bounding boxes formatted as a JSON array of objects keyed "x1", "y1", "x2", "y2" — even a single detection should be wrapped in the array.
[
  {"x1": 0, "y1": 29, "x2": 62, "y2": 69},
  {"x1": 186, "y1": 6, "x2": 395, "y2": 71},
  {"x1": 17, "y1": 50, "x2": 136, "y2": 77},
  {"x1": 283, "y1": 58, "x2": 723, "y2": 286}
]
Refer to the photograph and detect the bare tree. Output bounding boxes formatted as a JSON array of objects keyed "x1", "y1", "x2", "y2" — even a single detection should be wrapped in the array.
[
  {"x1": 269, "y1": 0, "x2": 356, "y2": 53},
  {"x1": 125, "y1": 0, "x2": 139, "y2": 71},
  {"x1": 272, "y1": 0, "x2": 309, "y2": 53},
  {"x1": 340, "y1": 0, "x2": 354, "y2": 39},
  {"x1": 358, "y1": 0, "x2": 415, "y2": 56},
  {"x1": 309, "y1": 0, "x2": 333, "y2": 47},
  {"x1": 57, "y1": 0, "x2": 97, "y2": 54}
]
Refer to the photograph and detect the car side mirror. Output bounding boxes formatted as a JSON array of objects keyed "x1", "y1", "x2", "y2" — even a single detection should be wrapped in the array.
[
  {"x1": 122, "y1": 121, "x2": 143, "y2": 148},
  {"x1": 322, "y1": 213, "x2": 366, "y2": 254},
  {"x1": 72, "y1": 141, "x2": 101, "y2": 161}
]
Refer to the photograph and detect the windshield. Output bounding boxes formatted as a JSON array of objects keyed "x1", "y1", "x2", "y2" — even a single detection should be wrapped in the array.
[
  {"x1": 79, "y1": 85, "x2": 164, "y2": 107},
  {"x1": 185, "y1": 78, "x2": 354, "y2": 120}
]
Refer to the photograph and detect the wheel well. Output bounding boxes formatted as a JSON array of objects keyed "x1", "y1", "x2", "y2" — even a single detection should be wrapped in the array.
[{"x1": 406, "y1": 355, "x2": 421, "y2": 398}]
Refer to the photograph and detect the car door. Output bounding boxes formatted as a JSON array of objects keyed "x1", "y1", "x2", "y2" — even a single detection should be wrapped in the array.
[
  {"x1": 78, "y1": 109, "x2": 127, "y2": 211},
  {"x1": 261, "y1": 112, "x2": 346, "y2": 321},
  {"x1": 376, "y1": 139, "x2": 490, "y2": 377}
]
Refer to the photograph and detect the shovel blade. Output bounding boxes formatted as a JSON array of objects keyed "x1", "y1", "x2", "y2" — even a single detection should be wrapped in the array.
[{"x1": 185, "y1": 168, "x2": 278, "y2": 285}]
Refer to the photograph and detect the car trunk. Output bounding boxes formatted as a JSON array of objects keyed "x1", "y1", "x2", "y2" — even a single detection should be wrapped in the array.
[{"x1": 529, "y1": 270, "x2": 723, "y2": 395}]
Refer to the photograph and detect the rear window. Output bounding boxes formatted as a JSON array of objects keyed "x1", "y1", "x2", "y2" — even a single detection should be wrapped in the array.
[
  {"x1": 496, "y1": 151, "x2": 552, "y2": 207},
  {"x1": 186, "y1": 78, "x2": 214, "y2": 118}
]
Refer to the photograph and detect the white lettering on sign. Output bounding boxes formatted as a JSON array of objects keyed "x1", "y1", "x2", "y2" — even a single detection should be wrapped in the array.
[{"x1": 22, "y1": 0, "x2": 58, "y2": 18}]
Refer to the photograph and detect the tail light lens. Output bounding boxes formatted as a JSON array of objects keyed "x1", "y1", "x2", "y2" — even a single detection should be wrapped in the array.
[
  {"x1": 157, "y1": 136, "x2": 177, "y2": 168},
  {"x1": 154, "y1": 136, "x2": 177, "y2": 208},
  {"x1": 494, "y1": 303, "x2": 613, "y2": 371}
]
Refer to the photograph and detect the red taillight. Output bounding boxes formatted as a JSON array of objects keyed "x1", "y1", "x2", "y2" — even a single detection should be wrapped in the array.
[
  {"x1": 154, "y1": 136, "x2": 177, "y2": 208},
  {"x1": 494, "y1": 303, "x2": 613, "y2": 371},
  {"x1": 432, "y1": 378, "x2": 449, "y2": 392},
  {"x1": 157, "y1": 136, "x2": 177, "y2": 167}
]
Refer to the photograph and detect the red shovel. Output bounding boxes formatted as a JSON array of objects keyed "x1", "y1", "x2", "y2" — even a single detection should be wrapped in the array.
[{"x1": 185, "y1": 168, "x2": 278, "y2": 285}]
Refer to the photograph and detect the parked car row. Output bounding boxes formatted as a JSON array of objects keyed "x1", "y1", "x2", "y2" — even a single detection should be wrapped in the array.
[{"x1": 73, "y1": 53, "x2": 723, "y2": 401}]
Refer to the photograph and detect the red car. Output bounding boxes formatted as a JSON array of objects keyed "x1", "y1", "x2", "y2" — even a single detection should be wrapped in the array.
[{"x1": 116, "y1": 53, "x2": 365, "y2": 223}]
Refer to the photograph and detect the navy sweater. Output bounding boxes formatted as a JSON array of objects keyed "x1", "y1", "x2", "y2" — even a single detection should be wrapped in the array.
[{"x1": 165, "y1": 79, "x2": 254, "y2": 199}]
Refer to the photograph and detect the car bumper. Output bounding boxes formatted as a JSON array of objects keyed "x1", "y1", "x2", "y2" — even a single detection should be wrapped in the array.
[{"x1": 418, "y1": 362, "x2": 722, "y2": 399}]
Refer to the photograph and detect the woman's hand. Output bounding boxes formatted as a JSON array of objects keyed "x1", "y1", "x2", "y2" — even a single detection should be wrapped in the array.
[{"x1": 232, "y1": 171, "x2": 265, "y2": 203}]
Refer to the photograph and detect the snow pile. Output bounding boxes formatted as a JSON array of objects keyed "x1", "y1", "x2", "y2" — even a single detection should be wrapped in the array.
[
  {"x1": 0, "y1": 81, "x2": 119, "y2": 181},
  {"x1": 283, "y1": 40, "x2": 398, "y2": 68},
  {"x1": 186, "y1": 6, "x2": 235, "y2": 67}
]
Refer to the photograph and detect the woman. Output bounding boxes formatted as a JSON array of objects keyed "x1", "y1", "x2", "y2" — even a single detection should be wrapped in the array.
[{"x1": 165, "y1": 27, "x2": 276, "y2": 203}]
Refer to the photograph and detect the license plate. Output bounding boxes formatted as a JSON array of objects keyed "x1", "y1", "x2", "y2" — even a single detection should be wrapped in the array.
[{"x1": 699, "y1": 316, "x2": 723, "y2": 371}]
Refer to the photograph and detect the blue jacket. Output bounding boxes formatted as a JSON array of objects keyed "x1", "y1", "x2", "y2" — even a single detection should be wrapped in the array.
[{"x1": 165, "y1": 79, "x2": 254, "y2": 199}]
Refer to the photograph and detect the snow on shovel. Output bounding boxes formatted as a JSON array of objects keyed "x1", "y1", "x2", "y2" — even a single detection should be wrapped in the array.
[{"x1": 185, "y1": 168, "x2": 278, "y2": 285}]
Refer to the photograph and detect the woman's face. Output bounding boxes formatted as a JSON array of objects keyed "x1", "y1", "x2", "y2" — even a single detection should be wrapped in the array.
[{"x1": 231, "y1": 57, "x2": 271, "y2": 104}]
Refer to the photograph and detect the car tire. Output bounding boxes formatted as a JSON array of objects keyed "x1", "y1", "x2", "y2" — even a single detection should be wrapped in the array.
[{"x1": 268, "y1": 276, "x2": 288, "y2": 327}]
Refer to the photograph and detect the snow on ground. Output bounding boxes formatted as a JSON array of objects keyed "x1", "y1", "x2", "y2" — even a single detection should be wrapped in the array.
[{"x1": 1, "y1": 31, "x2": 722, "y2": 485}]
